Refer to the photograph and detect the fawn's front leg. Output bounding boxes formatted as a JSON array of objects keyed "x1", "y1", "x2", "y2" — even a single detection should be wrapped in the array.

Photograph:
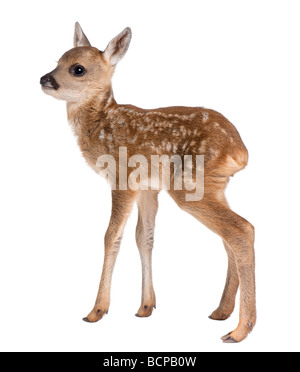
[
  {"x1": 83, "y1": 190, "x2": 137, "y2": 323},
  {"x1": 135, "y1": 191, "x2": 159, "y2": 318}
]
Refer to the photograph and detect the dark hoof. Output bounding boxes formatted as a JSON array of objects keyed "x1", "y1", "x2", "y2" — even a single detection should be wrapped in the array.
[
  {"x1": 222, "y1": 336, "x2": 237, "y2": 343},
  {"x1": 82, "y1": 317, "x2": 91, "y2": 323},
  {"x1": 208, "y1": 314, "x2": 227, "y2": 321}
]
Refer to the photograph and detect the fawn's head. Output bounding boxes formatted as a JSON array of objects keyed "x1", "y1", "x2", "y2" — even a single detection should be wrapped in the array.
[{"x1": 40, "y1": 22, "x2": 131, "y2": 102}]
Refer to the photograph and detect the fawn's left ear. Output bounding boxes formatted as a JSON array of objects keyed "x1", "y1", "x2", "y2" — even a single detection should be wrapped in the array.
[
  {"x1": 74, "y1": 22, "x2": 91, "y2": 47},
  {"x1": 104, "y1": 27, "x2": 132, "y2": 66}
]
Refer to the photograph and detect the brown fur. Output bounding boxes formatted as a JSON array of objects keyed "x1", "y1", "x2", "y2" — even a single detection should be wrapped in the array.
[{"x1": 40, "y1": 23, "x2": 256, "y2": 343}]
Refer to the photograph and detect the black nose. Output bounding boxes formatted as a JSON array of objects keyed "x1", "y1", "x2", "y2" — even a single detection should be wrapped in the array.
[{"x1": 40, "y1": 73, "x2": 60, "y2": 90}]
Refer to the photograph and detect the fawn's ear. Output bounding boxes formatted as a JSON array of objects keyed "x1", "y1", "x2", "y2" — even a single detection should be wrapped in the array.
[
  {"x1": 103, "y1": 27, "x2": 132, "y2": 66},
  {"x1": 74, "y1": 22, "x2": 91, "y2": 47}
]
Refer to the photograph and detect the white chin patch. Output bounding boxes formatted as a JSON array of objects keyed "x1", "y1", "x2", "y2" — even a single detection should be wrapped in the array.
[{"x1": 41, "y1": 86, "x2": 56, "y2": 96}]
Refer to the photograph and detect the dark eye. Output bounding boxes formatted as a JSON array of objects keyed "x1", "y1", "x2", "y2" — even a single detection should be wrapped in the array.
[{"x1": 69, "y1": 64, "x2": 86, "y2": 76}]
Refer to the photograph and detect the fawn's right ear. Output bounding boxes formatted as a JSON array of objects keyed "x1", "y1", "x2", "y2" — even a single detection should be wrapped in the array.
[{"x1": 74, "y1": 22, "x2": 91, "y2": 47}]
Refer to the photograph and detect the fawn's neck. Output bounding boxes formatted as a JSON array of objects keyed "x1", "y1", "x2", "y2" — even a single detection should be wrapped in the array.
[
  {"x1": 66, "y1": 86, "x2": 118, "y2": 172},
  {"x1": 67, "y1": 86, "x2": 116, "y2": 136}
]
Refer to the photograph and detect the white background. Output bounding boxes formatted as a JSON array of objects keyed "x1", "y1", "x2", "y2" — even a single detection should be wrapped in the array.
[{"x1": 0, "y1": 0, "x2": 300, "y2": 352}]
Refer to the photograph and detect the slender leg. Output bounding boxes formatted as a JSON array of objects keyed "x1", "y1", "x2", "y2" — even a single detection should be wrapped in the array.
[
  {"x1": 83, "y1": 190, "x2": 138, "y2": 323},
  {"x1": 168, "y1": 190, "x2": 256, "y2": 343},
  {"x1": 209, "y1": 240, "x2": 239, "y2": 320},
  {"x1": 135, "y1": 191, "x2": 159, "y2": 317}
]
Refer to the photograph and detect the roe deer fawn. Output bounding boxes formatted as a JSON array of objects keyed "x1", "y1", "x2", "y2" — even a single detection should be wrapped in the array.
[{"x1": 40, "y1": 22, "x2": 256, "y2": 343}]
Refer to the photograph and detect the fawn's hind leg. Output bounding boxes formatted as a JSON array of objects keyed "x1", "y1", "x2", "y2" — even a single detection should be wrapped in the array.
[
  {"x1": 168, "y1": 190, "x2": 256, "y2": 343},
  {"x1": 135, "y1": 191, "x2": 159, "y2": 317},
  {"x1": 209, "y1": 240, "x2": 239, "y2": 321}
]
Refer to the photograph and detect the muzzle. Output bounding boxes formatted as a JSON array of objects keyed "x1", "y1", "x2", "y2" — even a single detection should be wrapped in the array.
[{"x1": 40, "y1": 73, "x2": 60, "y2": 90}]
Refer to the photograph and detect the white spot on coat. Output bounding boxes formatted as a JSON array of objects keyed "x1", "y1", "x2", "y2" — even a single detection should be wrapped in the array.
[
  {"x1": 99, "y1": 129, "x2": 105, "y2": 139},
  {"x1": 203, "y1": 112, "x2": 209, "y2": 122},
  {"x1": 199, "y1": 140, "x2": 206, "y2": 153},
  {"x1": 166, "y1": 142, "x2": 172, "y2": 151}
]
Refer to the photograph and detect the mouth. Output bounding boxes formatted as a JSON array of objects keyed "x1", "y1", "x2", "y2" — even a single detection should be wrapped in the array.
[
  {"x1": 41, "y1": 83, "x2": 55, "y2": 90},
  {"x1": 41, "y1": 84, "x2": 56, "y2": 96}
]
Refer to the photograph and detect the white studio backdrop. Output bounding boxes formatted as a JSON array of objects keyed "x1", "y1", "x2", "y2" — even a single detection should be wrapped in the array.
[{"x1": 0, "y1": 0, "x2": 299, "y2": 352}]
